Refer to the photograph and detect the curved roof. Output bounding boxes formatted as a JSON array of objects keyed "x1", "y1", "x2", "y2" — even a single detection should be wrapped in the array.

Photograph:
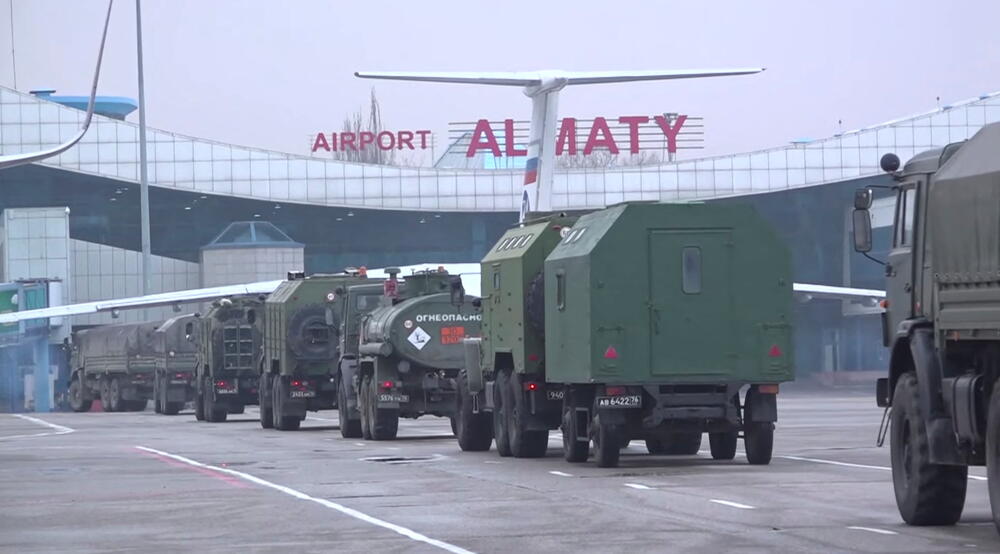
[
  {"x1": 201, "y1": 221, "x2": 303, "y2": 250},
  {"x1": 2, "y1": 84, "x2": 999, "y2": 212}
]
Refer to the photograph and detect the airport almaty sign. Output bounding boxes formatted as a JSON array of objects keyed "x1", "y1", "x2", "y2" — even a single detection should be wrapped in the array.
[{"x1": 311, "y1": 130, "x2": 433, "y2": 153}]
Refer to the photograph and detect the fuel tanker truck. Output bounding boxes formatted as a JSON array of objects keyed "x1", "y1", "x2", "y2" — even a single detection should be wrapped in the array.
[
  {"x1": 68, "y1": 320, "x2": 164, "y2": 412},
  {"x1": 194, "y1": 296, "x2": 265, "y2": 423},
  {"x1": 259, "y1": 271, "x2": 370, "y2": 430},
  {"x1": 152, "y1": 314, "x2": 199, "y2": 415},
  {"x1": 353, "y1": 269, "x2": 481, "y2": 440},
  {"x1": 457, "y1": 202, "x2": 794, "y2": 467}
]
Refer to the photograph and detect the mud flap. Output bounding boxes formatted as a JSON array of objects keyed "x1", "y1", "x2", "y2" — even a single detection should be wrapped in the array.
[
  {"x1": 747, "y1": 387, "x2": 777, "y2": 422},
  {"x1": 910, "y1": 328, "x2": 963, "y2": 465}
]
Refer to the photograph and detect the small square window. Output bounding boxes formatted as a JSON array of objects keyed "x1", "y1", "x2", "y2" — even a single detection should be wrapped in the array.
[{"x1": 682, "y1": 247, "x2": 702, "y2": 294}]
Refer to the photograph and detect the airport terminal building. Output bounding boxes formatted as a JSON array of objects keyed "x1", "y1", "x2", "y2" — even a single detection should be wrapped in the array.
[{"x1": 3, "y1": 84, "x2": 1000, "y2": 379}]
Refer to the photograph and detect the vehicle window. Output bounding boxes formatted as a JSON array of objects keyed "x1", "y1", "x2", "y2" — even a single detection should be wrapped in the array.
[
  {"x1": 682, "y1": 247, "x2": 702, "y2": 294},
  {"x1": 355, "y1": 294, "x2": 378, "y2": 311},
  {"x1": 896, "y1": 187, "x2": 916, "y2": 246},
  {"x1": 556, "y1": 272, "x2": 566, "y2": 309}
]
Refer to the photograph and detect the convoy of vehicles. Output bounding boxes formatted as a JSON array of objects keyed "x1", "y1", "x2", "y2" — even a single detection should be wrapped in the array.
[{"x1": 853, "y1": 121, "x2": 1000, "y2": 533}]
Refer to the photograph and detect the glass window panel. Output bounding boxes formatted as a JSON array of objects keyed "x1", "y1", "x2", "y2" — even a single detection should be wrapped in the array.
[{"x1": 682, "y1": 247, "x2": 701, "y2": 294}]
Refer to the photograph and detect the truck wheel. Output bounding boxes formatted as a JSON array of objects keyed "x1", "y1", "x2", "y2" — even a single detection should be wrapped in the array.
[
  {"x1": 69, "y1": 375, "x2": 92, "y2": 412},
  {"x1": 194, "y1": 387, "x2": 205, "y2": 421},
  {"x1": 592, "y1": 412, "x2": 622, "y2": 468},
  {"x1": 368, "y1": 375, "x2": 398, "y2": 440},
  {"x1": 273, "y1": 376, "x2": 301, "y2": 431},
  {"x1": 561, "y1": 390, "x2": 590, "y2": 463},
  {"x1": 359, "y1": 375, "x2": 373, "y2": 439},
  {"x1": 745, "y1": 423, "x2": 774, "y2": 465},
  {"x1": 153, "y1": 375, "x2": 163, "y2": 414},
  {"x1": 648, "y1": 432, "x2": 702, "y2": 455},
  {"x1": 456, "y1": 369, "x2": 492, "y2": 452},
  {"x1": 259, "y1": 375, "x2": 273, "y2": 429},
  {"x1": 99, "y1": 379, "x2": 111, "y2": 412},
  {"x1": 988, "y1": 380, "x2": 1000, "y2": 534},
  {"x1": 890, "y1": 372, "x2": 967, "y2": 525},
  {"x1": 493, "y1": 371, "x2": 512, "y2": 457},
  {"x1": 507, "y1": 372, "x2": 548, "y2": 458},
  {"x1": 163, "y1": 401, "x2": 182, "y2": 416},
  {"x1": 709, "y1": 431, "x2": 738, "y2": 460},
  {"x1": 108, "y1": 378, "x2": 123, "y2": 412},
  {"x1": 338, "y1": 376, "x2": 362, "y2": 438},
  {"x1": 205, "y1": 379, "x2": 228, "y2": 423}
]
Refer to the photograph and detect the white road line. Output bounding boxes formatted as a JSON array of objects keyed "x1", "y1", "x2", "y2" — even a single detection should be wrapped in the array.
[
  {"x1": 780, "y1": 454, "x2": 988, "y2": 481},
  {"x1": 709, "y1": 499, "x2": 755, "y2": 510},
  {"x1": 549, "y1": 470, "x2": 573, "y2": 477},
  {"x1": 354, "y1": 442, "x2": 366, "y2": 447},
  {"x1": 847, "y1": 526, "x2": 898, "y2": 535},
  {"x1": 0, "y1": 414, "x2": 75, "y2": 441},
  {"x1": 135, "y1": 446, "x2": 474, "y2": 554},
  {"x1": 624, "y1": 483, "x2": 652, "y2": 490}
]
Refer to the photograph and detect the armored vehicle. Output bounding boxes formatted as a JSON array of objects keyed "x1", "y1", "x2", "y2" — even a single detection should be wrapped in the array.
[
  {"x1": 354, "y1": 269, "x2": 480, "y2": 440},
  {"x1": 853, "y1": 122, "x2": 1000, "y2": 533},
  {"x1": 194, "y1": 296, "x2": 265, "y2": 423},
  {"x1": 152, "y1": 314, "x2": 199, "y2": 415},
  {"x1": 458, "y1": 202, "x2": 793, "y2": 467},
  {"x1": 260, "y1": 272, "x2": 369, "y2": 430},
  {"x1": 68, "y1": 320, "x2": 163, "y2": 412}
]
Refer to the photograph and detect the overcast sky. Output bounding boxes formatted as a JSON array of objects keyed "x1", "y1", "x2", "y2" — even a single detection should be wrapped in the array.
[{"x1": 3, "y1": 0, "x2": 999, "y2": 164}]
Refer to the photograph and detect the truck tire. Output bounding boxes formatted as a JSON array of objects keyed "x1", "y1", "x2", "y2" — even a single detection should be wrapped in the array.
[
  {"x1": 561, "y1": 389, "x2": 590, "y2": 463},
  {"x1": 890, "y1": 372, "x2": 967, "y2": 526},
  {"x1": 647, "y1": 432, "x2": 701, "y2": 455},
  {"x1": 69, "y1": 375, "x2": 92, "y2": 412},
  {"x1": 108, "y1": 377, "x2": 123, "y2": 412},
  {"x1": 592, "y1": 411, "x2": 622, "y2": 468},
  {"x1": 493, "y1": 371, "x2": 512, "y2": 457},
  {"x1": 456, "y1": 369, "x2": 492, "y2": 452},
  {"x1": 988, "y1": 380, "x2": 1000, "y2": 534},
  {"x1": 259, "y1": 374, "x2": 273, "y2": 429},
  {"x1": 360, "y1": 375, "x2": 373, "y2": 439},
  {"x1": 507, "y1": 372, "x2": 548, "y2": 458},
  {"x1": 229, "y1": 403, "x2": 245, "y2": 415},
  {"x1": 194, "y1": 387, "x2": 205, "y2": 421},
  {"x1": 367, "y1": 374, "x2": 398, "y2": 440},
  {"x1": 163, "y1": 401, "x2": 182, "y2": 416},
  {"x1": 273, "y1": 376, "x2": 301, "y2": 431},
  {"x1": 338, "y1": 375, "x2": 362, "y2": 438},
  {"x1": 744, "y1": 423, "x2": 774, "y2": 465},
  {"x1": 153, "y1": 375, "x2": 163, "y2": 414},
  {"x1": 709, "y1": 431, "x2": 738, "y2": 460},
  {"x1": 100, "y1": 378, "x2": 112, "y2": 412},
  {"x1": 205, "y1": 378, "x2": 228, "y2": 423}
]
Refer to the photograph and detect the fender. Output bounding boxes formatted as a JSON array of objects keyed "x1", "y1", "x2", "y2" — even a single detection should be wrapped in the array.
[{"x1": 908, "y1": 326, "x2": 963, "y2": 465}]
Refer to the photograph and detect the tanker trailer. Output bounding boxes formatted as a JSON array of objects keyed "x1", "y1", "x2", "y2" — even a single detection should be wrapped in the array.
[
  {"x1": 152, "y1": 314, "x2": 199, "y2": 415},
  {"x1": 68, "y1": 320, "x2": 162, "y2": 412},
  {"x1": 260, "y1": 271, "x2": 370, "y2": 430},
  {"x1": 194, "y1": 296, "x2": 265, "y2": 423},
  {"x1": 356, "y1": 268, "x2": 481, "y2": 440},
  {"x1": 458, "y1": 202, "x2": 794, "y2": 467}
]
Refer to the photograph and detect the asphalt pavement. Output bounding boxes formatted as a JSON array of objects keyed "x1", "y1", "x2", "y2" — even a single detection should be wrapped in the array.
[{"x1": 1, "y1": 390, "x2": 997, "y2": 553}]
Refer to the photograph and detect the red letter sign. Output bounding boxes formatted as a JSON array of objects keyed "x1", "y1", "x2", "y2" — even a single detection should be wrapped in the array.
[
  {"x1": 504, "y1": 119, "x2": 527, "y2": 156},
  {"x1": 654, "y1": 114, "x2": 688, "y2": 154},
  {"x1": 311, "y1": 133, "x2": 330, "y2": 153},
  {"x1": 466, "y1": 119, "x2": 501, "y2": 157},
  {"x1": 556, "y1": 117, "x2": 577, "y2": 156},
  {"x1": 583, "y1": 117, "x2": 619, "y2": 155},
  {"x1": 618, "y1": 116, "x2": 648, "y2": 154}
]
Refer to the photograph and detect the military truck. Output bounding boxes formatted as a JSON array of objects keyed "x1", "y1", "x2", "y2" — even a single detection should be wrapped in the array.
[
  {"x1": 335, "y1": 281, "x2": 384, "y2": 438},
  {"x1": 852, "y1": 122, "x2": 1000, "y2": 533},
  {"x1": 194, "y1": 296, "x2": 265, "y2": 423},
  {"x1": 152, "y1": 314, "x2": 199, "y2": 415},
  {"x1": 457, "y1": 202, "x2": 793, "y2": 467},
  {"x1": 260, "y1": 272, "x2": 369, "y2": 430},
  {"x1": 354, "y1": 269, "x2": 480, "y2": 440},
  {"x1": 68, "y1": 320, "x2": 163, "y2": 412}
]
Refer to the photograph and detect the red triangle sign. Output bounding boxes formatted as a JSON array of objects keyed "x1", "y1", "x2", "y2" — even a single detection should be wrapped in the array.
[
  {"x1": 604, "y1": 346, "x2": 619, "y2": 359},
  {"x1": 768, "y1": 344, "x2": 782, "y2": 358}
]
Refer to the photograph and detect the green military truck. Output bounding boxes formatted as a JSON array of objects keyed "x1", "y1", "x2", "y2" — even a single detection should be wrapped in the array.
[
  {"x1": 68, "y1": 321, "x2": 162, "y2": 412},
  {"x1": 335, "y1": 281, "x2": 384, "y2": 438},
  {"x1": 260, "y1": 272, "x2": 369, "y2": 430},
  {"x1": 354, "y1": 269, "x2": 480, "y2": 440},
  {"x1": 458, "y1": 202, "x2": 793, "y2": 467},
  {"x1": 194, "y1": 296, "x2": 265, "y2": 423},
  {"x1": 853, "y1": 122, "x2": 1000, "y2": 533},
  {"x1": 152, "y1": 314, "x2": 199, "y2": 415}
]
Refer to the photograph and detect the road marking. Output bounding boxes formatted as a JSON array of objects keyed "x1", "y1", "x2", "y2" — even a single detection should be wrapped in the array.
[
  {"x1": 624, "y1": 483, "x2": 652, "y2": 490},
  {"x1": 354, "y1": 442, "x2": 366, "y2": 447},
  {"x1": 484, "y1": 461, "x2": 502, "y2": 464},
  {"x1": 780, "y1": 454, "x2": 988, "y2": 481},
  {"x1": 135, "y1": 446, "x2": 474, "y2": 554},
  {"x1": 0, "y1": 414, "x2": 75, "y2": 441},
  {"x1": 549, "y1": 470, "x2": 573, "y2": 477},
  {"x1": 709, "y1": 499, "x2": 755, "y2": 510},
  {"x1": 847, "y1": 526, "x2": 898, "y2": 535}
]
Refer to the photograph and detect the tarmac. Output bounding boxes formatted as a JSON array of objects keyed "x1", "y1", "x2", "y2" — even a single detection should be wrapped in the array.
[{"x1": 1, "y1": 389, "x2": 997, "y2": 553}]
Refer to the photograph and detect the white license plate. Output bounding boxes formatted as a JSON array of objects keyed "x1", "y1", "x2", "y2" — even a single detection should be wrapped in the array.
[
  {"x1": 290, "y1": 390, "x2": 316, "y2": 398},
  {"x1": 377, "y1": 393, "x2": 409, "y2": 403},
  {"x1": 596, "y1": 395, "x2": 641, "y2": 408},
  {"x1": 170, "y1": 380, "x2": 189, "y2": 385},
  {"x1": 215, "y1": 386, "x2": 237, "y2": 394},
  {"x1": 546, "y1": 390, "x2": 565, "y2": 401}
]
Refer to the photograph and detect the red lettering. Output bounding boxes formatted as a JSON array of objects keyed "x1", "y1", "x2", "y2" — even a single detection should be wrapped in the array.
[
  {"x1": 583, "y1": 117, "x2": 619, "y2": 155},
  {"x1": 504, "y1": 119, "x2": 527, "y2": 156},
  {"x1": 466, "y1": 119, "x2": 501, "y2": 157},
  {"x1": 341, "y1": 132, "x2": 357, "y2": 151},
  {"x1": 376, "y1": 131, "x2": 395, "y2": 150},
  {"x1": 311, "y1": 133, "x2": 330, "y2": 153},
  {"x1": 618, "y1": 116, "x2": 648, "y2": 154},
  {"x1": 416, "y1": 130, "x2": 432, "y2": 149},
  {"x1": 359, "y1": 131, "x2": 375, "y2": 150},
  {"x1": 654, "y1": 114, "x2": 688, "y2": 153},
  {"x1": 397, "y1": 131, "x2": 414, "y2": 150},
  {"x1": 555, "y1": 118, "x2": 577, "y2": 156}
]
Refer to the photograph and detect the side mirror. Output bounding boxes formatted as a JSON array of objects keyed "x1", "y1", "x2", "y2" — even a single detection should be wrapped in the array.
[
  {"x1": 852, "y1": 208, "x2": 873, "y2": 253},
  {"x1": 854, "y1": 188, "x2": 873, "y2": 210},
  {"x1": 449, "y1": 277, "x2": 465, "y2": 307}
]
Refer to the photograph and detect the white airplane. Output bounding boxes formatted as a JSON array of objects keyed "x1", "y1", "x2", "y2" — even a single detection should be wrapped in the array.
[{"x1": 0, "y1": 0, "x2": 114, "y2": 170}]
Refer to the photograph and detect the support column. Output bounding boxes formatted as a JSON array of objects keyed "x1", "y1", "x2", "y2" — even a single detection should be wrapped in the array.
[{"x1": 33, "y1": 338, "x2": 50, "y2": 412}]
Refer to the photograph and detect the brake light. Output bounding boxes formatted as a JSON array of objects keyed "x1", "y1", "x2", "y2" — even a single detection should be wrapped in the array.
[
  {"x1": 879, "y1": 299, "x2": 888, "y2": 309},
  {"x1": 215, "y1": 380, "x2": 227, "y2": 388},
  {"x1": 291, "y1": 380, "x2": 302, "y2": 387},
  {"x1": 174, "y1": 373, "x2": 186, "y2": 379},
  {"x1": 605, "y1": 386, "x2": 626, "y2": 396},
  {"x1": 523, "y1": 382, "x2": 538, "y2": 391},
  {"x1": 528, "y1": 353, "x2": 539, "y2": 361},
  {"x1": 758, "y1": 384, "x2": 779, "y2": 395},
  {"x1": 381, "y1": 380, "x2": 394, "y2": 390}
]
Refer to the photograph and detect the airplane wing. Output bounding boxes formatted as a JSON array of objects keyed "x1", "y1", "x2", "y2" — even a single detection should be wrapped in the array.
[
  {"x1": 0, "y1": 279, "x2": 282, "y2": 325},
  {"x1": 792, "y1": 283, "x2": 885, "y2": 302},
  {"x1": 0, "y1": 0, "x2": 113, "y2": 170},
  {"x1": 354, "y1": 68, "x2": 764, "y2": 88}
]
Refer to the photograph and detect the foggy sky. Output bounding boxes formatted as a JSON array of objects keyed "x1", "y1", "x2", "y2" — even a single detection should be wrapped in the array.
[{"x1": 3, "y1": 0, "x2": 999, "y2": 164}]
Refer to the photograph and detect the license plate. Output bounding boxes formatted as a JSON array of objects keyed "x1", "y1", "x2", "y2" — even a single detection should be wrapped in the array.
[
  {"x1": 290, "y1": 390, "x2": 316, "y2": 398},
  {"x1": 170, "y1": 380, "x2": 189, "y2": 385},
  {"x1": 596, "y1": 395, "x2": 641, "y2": 408},
  {"x1": 546, "y1": 390, "x2": 565, "y2": 401},
  {"x1": 377, "y1": 393, "x2": 409, "y2": 403},
  {"x1": 215, "y1": 386, "x2": 237, "y2": 394}
]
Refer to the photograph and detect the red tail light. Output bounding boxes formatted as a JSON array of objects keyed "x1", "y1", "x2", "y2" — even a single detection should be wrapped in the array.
[
  {"x1": 215, "y1": 380, "x2": 227, "y2": 388},
  {"x1": 381, "y1": 380, "x2": 394, "y2": 390},
  {"x1": 767, "y1": 345, "x2": 782, "y2": 358},
  {"x1": 605, "y1": 386, "x2": 626, "y2": 396},
  {"x1": 604, "y1": 346, "x2": 619, "y2": 359},
  {"x1": 291, "y1": 380, "x2": 302, "y2": 387},
  {"x1": 174, "y1": 373, "x2": 186, "y2": 379},
  {"x1": 523, "y1": 382, "x2": 539, "y2": 391},
  {"x1": 758, "y1": 384, "x2": 780, "y2": 395}
]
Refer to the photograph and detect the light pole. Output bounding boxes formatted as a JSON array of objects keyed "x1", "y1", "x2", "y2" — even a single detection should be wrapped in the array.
[{"x1": 135, "y1": 0, "x2": 151, "y2": 304}]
